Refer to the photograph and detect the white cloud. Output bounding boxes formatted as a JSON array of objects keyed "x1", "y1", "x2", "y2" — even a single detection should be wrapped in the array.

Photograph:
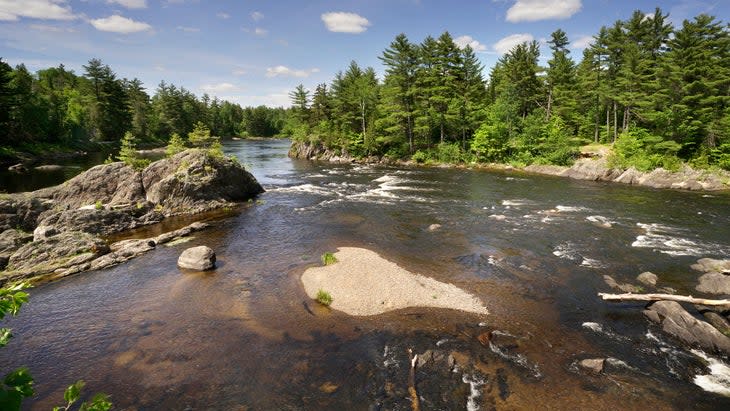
[
  {"x1": 254, "y1": 27, "x2": 267, "y2": 36},
  {"x1": 90, "y1": 15, "x2": 151, "y2": 33},
  {"x1": 0, "y1": 0, "x2": 75, "y2": 21},
  {"x1": 493, "y1": 33, "x2": 534, "y2": 55},
  {"x1": 321, "y1": 12, "x2": 370, "y2": 33},
  {"x1": 571, "y1": 35, "x2": 593, "y2": 50},
  {"x1": 454, "y1": 35, "x2": 487, "y2": 52},
  {"x1": 251, "y1": 11, "x2": 264, "y2": 21},
  {"x1": 217, "y1": 12, "x2": 230, "y2": 19},
  {"x1": 505, "y1": 0, "x2": 582, "y2": 22},
  {"x1": 107, "y1": 0, "x2": 147, "y2": 9},
  {"x1": 176, "y1": 25, "x2": 199, "y2": 32},
  {"x1": 29, "y1": 23, "x2": 75, "y2": 32},
  {"x1": 265, "y1": 65, "x2": 319, "y2": 78},
  {"x1": 232, "y1": 68, "x2": 247, "y2": 76},
  {"x1": 200, "y1": 82, "x2": 241, "y2": 94}
]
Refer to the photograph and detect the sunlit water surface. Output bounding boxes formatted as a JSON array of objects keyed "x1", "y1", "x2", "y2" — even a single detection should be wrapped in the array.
[{"x1": 2, "y1": 139, "x2": 730, "y2": 410}]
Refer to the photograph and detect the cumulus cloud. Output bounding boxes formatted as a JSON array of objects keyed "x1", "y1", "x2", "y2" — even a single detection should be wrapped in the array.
[
  {"x1": 254, "y1": 27, "x2": 267, "y2": 36},
  {"x1": 232, "y1": 68, "x2": 247, "y2": 76},
  {"x1": 217, "y1": 12, "x2": 230, "y2": 19},
  {"x1": 251, "y1": 11, "x2": 264, "y2": 21},
  {"x1": 107, "y1": 0, "x2": 147, "y2": 9},
  {"x1": 571, "y1": 35, "x2": 593, "y2": 50},
  {"x1": 200, "y1": 82, "x2": 240, "y2": 94},
  {"x1": 265, "y1": 66, "x2": 319, "y2": 78},
  {"x1": 493, "y1": 33, "x2": 534, "y2": 54},
  {"x1": 90, "y1": 15, "x2": 152, "y2": 33},
  {"x1": 454, "y1": 35, "x2": 487, "y2": 52},
  {"x1": 505, "y1": 0, "x2": 582, "y2": 22},
  {"x1": 321, "y1": 12, "x2": 370, "y2": 33},
  {"x1": 0, "y1": 0, "x2": 75, "y2": 21}
]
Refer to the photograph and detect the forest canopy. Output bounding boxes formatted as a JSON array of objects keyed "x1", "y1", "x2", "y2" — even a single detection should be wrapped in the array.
[{"x1": 288, "y1": 9, "x2": 730, "y2": 170}]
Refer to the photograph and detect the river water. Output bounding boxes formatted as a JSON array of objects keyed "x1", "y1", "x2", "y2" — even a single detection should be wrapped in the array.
[{"x1": 2, "y1": 139, "x2": 730, "y2": 410}]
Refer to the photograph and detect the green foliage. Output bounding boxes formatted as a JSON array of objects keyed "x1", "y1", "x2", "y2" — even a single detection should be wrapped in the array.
[
  {"x1": 0, "y1": 367, "x2": 34, "y2": 410},
  {"x1": 610, "y1": 128, "x2": 682, "y2": 171},
  {"x1": 188, "y1": 122, "x2": 224, "y2": 158},
  {"x1": 316, "y1": 289, "x2": 333, "y2": 306},
  {"x1": 52, "y1": 380, "x2": 112, "y2": 411},
  {"x1": 321, "y1": 252, "x2": 338, "y2": 266},
  {"x1": 0, "y1": 283, "x2": 29, "y2": 348},
  {"x1": 94, "y1": 200, "x2": 103, "y2": 210},
  {"x1": 116, "y1": 131, "x2": 150, "y2": 171},
  {"x1": 165, "y1": 132, "x2": 186, "y2": 157}
]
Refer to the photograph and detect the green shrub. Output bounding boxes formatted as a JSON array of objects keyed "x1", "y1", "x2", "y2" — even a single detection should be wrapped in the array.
[
  {"x1": 94, "y1": 200, "x2": 103, "y2": 210},
  {"x1": 165, "y1": 132, "x2": 186, "y2": 157},
  {"x1": 609, "y1": 128, "x2": 682, "y2": 172},
  {"x1": 321, "y1": 252, "x2": 338, "y2": 266},
  {"x1": 411, "y1": 150, "x2": 430, "y2": 163},
  {"x1": 316, "y1": 289, "x2": 333, "y2": 306},
  {"x1": 117, "y1": 131, "x2": 150, "y2": 171}
]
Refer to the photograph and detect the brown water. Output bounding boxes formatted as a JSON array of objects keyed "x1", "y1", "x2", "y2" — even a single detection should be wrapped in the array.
[{"x1": 2, "y1": 139, "x2": 730, "y2": 410}]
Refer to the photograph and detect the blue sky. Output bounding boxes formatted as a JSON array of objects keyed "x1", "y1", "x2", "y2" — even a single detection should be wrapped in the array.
[{"x1": 1, "y1": 0, "x2": 728, "y2": 107}]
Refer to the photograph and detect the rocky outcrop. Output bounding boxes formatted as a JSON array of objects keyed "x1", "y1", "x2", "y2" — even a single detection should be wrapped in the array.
[
  {"x1": 142, "y1": 149, "x2": 264, "y2": 213},
  {"x1": 288, "y1": 141, "x2": 355, "y2": 163},
  {"x1": 524, "y1": 157, "x2": 730, "y2": 191},
  {"x1": 0, "y1": 229, "x2": 33, "y2": 270},
  {"x1": 177, "y1": 245, "x2": 216, "y2": 271},
  {"x1": 0, "y1": 149, "x2": 262, "y2": 285},
  {"x1": 644, "y1": 300, "x2": 730, "y2": 355}
]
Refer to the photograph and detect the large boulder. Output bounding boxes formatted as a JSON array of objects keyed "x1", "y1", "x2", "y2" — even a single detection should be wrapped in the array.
[
  {"x1": 35, "y1": 208, "x2": 135, "y2": 237},
  {"x1": 0, "y1": 195, "x2": 53, "y2": 232},
  {"x1": 644, "y1": 300, "x2": 730, "y2": 355},
  {"x1": 0, "y1": 229, "x2": 34, "y2": 270},
  {"x1": 143, "y1": 149, "x2": 264, "y2": 214},
  {"x1": 696, "y1": 272, "x2": 730, "y2": 295},
  {"x1": 177, "y1": 246, "x2": 216, "y2": 271},
  {"x1": 47, "y1": 162, "x2": 146, "y2": 209}
]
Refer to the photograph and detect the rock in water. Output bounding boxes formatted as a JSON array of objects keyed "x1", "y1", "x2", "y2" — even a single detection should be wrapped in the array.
[
  {"x1": 178, "y1": 246, "x2": 216, "y2": 271},
  {"x1": 637, "y1": 271, "x2": 658, "y2": 286},
  {"x1": 579, "y1": 358, "x2": 605, "y2": 373},
  {"x1": 644, "y1": 300, "x2": 730, "y2": 355}
]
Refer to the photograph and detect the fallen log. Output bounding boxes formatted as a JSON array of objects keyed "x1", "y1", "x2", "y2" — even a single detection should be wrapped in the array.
[
  {"x1": 407, "y1": 348, "x2": 420, "y2": 411},
  {"x1": 598, "y1": 292, "x2": 730, "y2": 307}
]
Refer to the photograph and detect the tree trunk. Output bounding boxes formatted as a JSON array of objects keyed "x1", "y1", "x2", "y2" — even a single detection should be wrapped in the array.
[
  {"x1": 598, "y1": 292, "x2": 730, "y2": 307},
  {"x1": 612, "y1": 100, "x2": 618, "y2": 143},
  {"x1": 606, "y1": 106, "x2": 610, "y2": 143}
]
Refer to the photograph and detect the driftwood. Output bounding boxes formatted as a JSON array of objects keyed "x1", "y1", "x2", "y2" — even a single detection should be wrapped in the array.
[
  {"x1": 598, "y1": 292, "x2": 730, "y2": 307},
  {"x1": 407, "y1": 348, "x2": 420, "y2": 411}
]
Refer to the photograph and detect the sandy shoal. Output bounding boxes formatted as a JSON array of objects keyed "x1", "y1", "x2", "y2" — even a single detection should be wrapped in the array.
[{"x1": 301, "y1": 247, "x2": 488, "y2": 316}]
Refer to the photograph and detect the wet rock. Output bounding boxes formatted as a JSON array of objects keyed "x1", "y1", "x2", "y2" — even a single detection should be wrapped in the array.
[
  {"x1": 427, "y1": 223, "x2": 441, "y2": 231},
  {"x1": 178, "y1": 245, "x2": 216, "y2": 271},
  {"x1": 603, "y1": 275, "x2": 641, "y2": 293},
  {"x1": 8, "y1": 163, "x2": 27, "y2": 173},
  {"x1": 644, "y1": 300, "x2": 730, "y2": 355},
  {"x1": 579, "y1": 358, "x2": 605, "y2": 373},
  {"x1": 695, "y1": 307, "x2": 730, "y2": 337},
  {"x1": 692, "y1": 258, "x2": 730, "y2": 274},
  {"x1": 3, "y1": 231, "x2": 109, "y2": 280},
  {"x1": 319, "y1": 381, "x2": 339, "y2": 394},
  {"x1": 696, "y1": 272, "x2": 730, "y2": 295},
  {"x1": 34, "y1": 165, "x2": 63, "y2": 171},
  {"x1": 637, "y1": 271, "x2": 658, "y2": 286}
]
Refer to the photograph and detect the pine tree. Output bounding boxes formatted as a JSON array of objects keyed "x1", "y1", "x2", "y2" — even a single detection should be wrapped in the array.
[
  {"x1": 288, "y1": 84, "x2": 310, "y2": 125},
  {"x1": 545, "y1": 29, "x2": 577, "y2": 126}
]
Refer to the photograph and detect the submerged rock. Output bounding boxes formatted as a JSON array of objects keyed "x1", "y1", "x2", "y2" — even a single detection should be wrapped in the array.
[
  {"x1": 644, "y1": 301, "x2": 730, "y2": 355},
  {"x1": 178, "y1": 246, "x2": 216, "y2": 271},
  {"x1": 692, "y1": 258, "x2": 730, "y2": 274},
  {"x1": 603, "y1": 275, "x2": 641, "y2": 293}
]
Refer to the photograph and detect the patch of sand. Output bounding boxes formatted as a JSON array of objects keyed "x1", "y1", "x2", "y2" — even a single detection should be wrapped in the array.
[{"x1": 301, "y1": 247, "x2": 488, "y2": 316}]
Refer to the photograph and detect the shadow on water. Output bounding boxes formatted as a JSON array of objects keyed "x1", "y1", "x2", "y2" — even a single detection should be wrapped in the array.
[{"x1": 1, "y1": 139, "x2": 729, "y2": 409}]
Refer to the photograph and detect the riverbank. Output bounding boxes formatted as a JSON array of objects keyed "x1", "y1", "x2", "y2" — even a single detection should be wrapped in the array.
[
  {"x1": 0, "y1": 148, "x2": 263, "y2": 285},
  {"x1": 289, "y1": 141, "x2": 730, "y2": 192}
]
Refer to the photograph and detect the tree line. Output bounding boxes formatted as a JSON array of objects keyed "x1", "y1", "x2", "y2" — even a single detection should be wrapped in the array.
[
  {"x1": 0, "y1": 58, "x2": 288, "y2": 160},
  {"x1": 289, "y1": 8, "x2": 730, "y2": 170}
]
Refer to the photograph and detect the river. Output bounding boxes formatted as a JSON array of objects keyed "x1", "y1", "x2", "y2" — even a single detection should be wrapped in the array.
[{"x1": 2, "y1": 139, "x2": 730, "y2": 410}]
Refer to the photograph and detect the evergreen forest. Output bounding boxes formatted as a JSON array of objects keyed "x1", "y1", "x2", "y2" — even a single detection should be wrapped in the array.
[{"x1": 289, "y1": 9, "x2": 730, "y2": 171}]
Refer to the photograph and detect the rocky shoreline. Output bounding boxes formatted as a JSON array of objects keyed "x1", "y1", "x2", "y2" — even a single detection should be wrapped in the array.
[
  {"x1": 289, "y1": 141, "x2": 730, "y2": 192},
  {"x1": 0, "y1": 149, "x2": 263, "y2": 285}
]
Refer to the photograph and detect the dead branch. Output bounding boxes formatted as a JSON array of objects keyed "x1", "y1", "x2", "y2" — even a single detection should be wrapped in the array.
[
  {"x1": 598, "y1": 292, "x2": 730, "y2": 307},
  {"x1": 407, "y1": 348, "x2": 420, "y2": 411}
]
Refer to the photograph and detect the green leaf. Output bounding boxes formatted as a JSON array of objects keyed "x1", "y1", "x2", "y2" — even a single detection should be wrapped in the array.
[
  {"x1": 64, "y1": 380, "x2": 85, "y2": 404},
  {"x1": 80, "y1": 393, "x2": 113, "y2": 411},
  {"x1": 0, "y1": 328, "x2": 12, "y2": 347},
  {"x1": 3, "y1": 367, "x2": 34, "y2": 397}
]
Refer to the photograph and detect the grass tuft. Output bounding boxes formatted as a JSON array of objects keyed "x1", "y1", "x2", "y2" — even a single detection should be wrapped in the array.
[
  {"x1": 316, "y1": 289, "x2": 333, "y2": 306},
  {"x1": 321, "y1": 252, "x2": 337, "y2": 266}
]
